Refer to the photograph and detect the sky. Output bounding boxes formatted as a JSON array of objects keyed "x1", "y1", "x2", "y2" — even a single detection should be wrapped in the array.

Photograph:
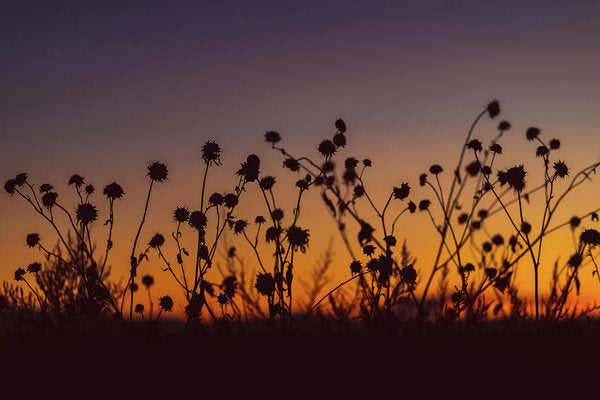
[{"x1": 1, "y1": 0, "x2": 600, "y2": 316}]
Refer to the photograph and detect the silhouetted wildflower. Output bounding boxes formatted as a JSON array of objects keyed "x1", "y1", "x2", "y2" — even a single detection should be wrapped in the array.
[
  {"x1": 265, "y1": 131, "x2": 281, "y2": 144},
  {"x1": 27, "y1": 262, "x2": 41, "y2": 273},
  {"x1": 418, "y1": 199, "x2": 431, "y2": 211},
  {"x1": 287, "y1": 226, "x2": 309, "y2": 251},
  {"x1": 255, "y1": 215, "x2": 266, "y2": 224},
  {"x1": 384, "y1": 235, "x2": 396, "y2": 247},
  {"x1": 189, "y1": 211, "x2": 207, "y2": 230},
  {"x1": 149, "y1": 233, "x2": 165, "y2": 249},
  {"x1": 335, "y1": 118, "x2": 347, "y2": 133},
  {"x1": 568, "y1": 253, "x2": 583, "y2": 268},
  {"x1": 483, "y1": 242, "x2": 492, "y2": 253},
  {"x1": 209, "y1": 192, "x2": 224, "y2": 206},
  {"x1": 490, "y1": 143, "x2": 503, "y2": 154},
  {"x1": 217, "y1": 293, "x2": 228, "y2": 305},
  {"x1": 494, "y1": 275, "x2": 510, "y2": 292},
  {"x1": 478, "y1": 209, "x2": 488, "y2": 220},
  {"x1": 458, "y1": 213, "x2": 468, "y2": 224},
  {"x1": 485, "y1": 267, "x2": 497, "y2": 279},
  {"x1": 408, "y1": 201, "x2": 416, "y2": 213},
  {"x1": 322, "y1": 161, "x2": 335, "y2": 173},
  {"x1": 464, "y1": 263, "x2": 475, "y2": 272},
  {"x1": 498, "y1": 120, "x2": 511, "y2": 131},
  {"x1": 202, "y1": 141, "x2": 222, "y2": 164},
  {"x1": 147, "y1": 162, "x2": 168, "y2": 182},
  {"x1": 271, "y1": 209, "x2": 284, "y2": 221},
  {"x1": 471, "y1": 220, "x2": 481, "y2": 230},
  {"x1": 526, "y1": 127, "x2": 541, "y2": 141},
  {"x1": 130, "y1": 283, "x2": 138, "y2": 292},
  {"x1": 521, "y1": 222, "x2": 532, "y2": 235},
  {"x1": 393, "y1": 183, "x2": 410, "y2": 200},
  {"x1": 333, "y1": 133, "x2": 346, "y2": 147},
  {"x1": 358, "y1": 222, "x2": 374, "y2": 245},
  {"x1": 419, "y1": 174, "x2": 427, "y2": 187},
  {"x1": 486, "y1": 100, "x2": 500, "y2": 118},
  {"x1": 85, "y1": 184, "x2": 94, "y2": 195},
  {"x1": 536, "y1": 145, "x2": 549, "y2": 157},
  {"x1": 135, "y1": 304, "x2": 144, "y2": 313},
  {"x1": 14, "y1": 173, "x2": 27, "y2": 186},
  {"x1": 39, "y1": 183, "x2": 53, "y2": 193},
  {"x1": 69, "y1": 174, "x2": 85, "y2": 188},
  {"x1": 362, "y1": 159, "x2": 372, "y2": 167},
  {"x1": 318, "y1": 140, "x2": 336, "y2": 157},
  {"x1": 465, "y1": 161, "x2": 481, "y2": 177},
  {"x1": 481, "y1": 166, "x2": 492, "y2": 175},
  {"x1": 569, "y1": 216, "x2": 581, "y2": 230},
  {"x1": 103, "y1": 182, "x2": 124, "y2": 199},
  {"x1": 260, "y1": 176, "x2": 276, "y2": 190},
  {"x1": 4, "y1": 179, "x2": 16, "y2": 195},
  {"x1": 238, "y1": 154, "x2": 260, "y2": 182},
  {"x1": 255, "y1": 273, "x2": 275, "y2": 296},
  {"x1": 350, "y1": 260, "x2": 362, "y2": 274},
  {"x1": 76, "y1": 203, "x2": 98, "y2": 225},
  {"x1": 363, "y1": 244, "x2": 376, "y2": 256},
  {"x1": 173, "y1": 206, "x2": 190, "y2": 223},
  {"x1": 549, "y1": 139, "x2": 560, "y2": 150},
  {"x1": 265, "y1": 226, "x2": 282, "y2": 242},
  {"x1": 492, "y1": 234, "x2": 504, "y2": 246},
  {"x1": 42, "y1": 192, "x2": 58, "y2": 208},
  {"x1": 553, "y1": 161, "x2": 569, "y2": 178},
  {"x1": 581, "y1": 229, "x2": 600, "y2": 246},
  {"x1": 159, "y1": 295, "x2": 174, "y2": 312},
  {"x1": 400, "y1": 264, "x2": 417, "y2": 285},
  {"x1": 26, "y1": 233, "x2": 40, "y2": 248},
  {"x1": 296, "y1": 179, "x2": 309, "y2": 190},
  {"x1": 353, "y1": 185, "x2": 364, "y2": 198},
  {"x1": 199, "y1": 245, "x2": 209, "y2": 260},
  {"x1": 429, "y1": 165, "x2": 443, "y2": 175},
  {"x1": 14, "y1": 268, "x2": 26, "y2": 281},
  {"x1": 223, "y1": 193, "x2": 238, "y2": 208},
  {"x1": 467, "y1": 139, "x2": 483, "y2": 152},
  {"x1": 283, "y1": 158, "x2": 300, "y2": 172},
  {"x1": 503, "y1": 165, "x2": 526, "y2": 191},
  {"x1": 345, "y1": 157, "x2": 359, "y2": 169},
  {"x1": 233, "y1": 219, "x2": 247, "y2": 234},
  {"x1": 142, "y1": 274, "x2": 154, "y2": 288},
  {"x1": 222, "y1": 276, "x2": 237, "y2": 298}
]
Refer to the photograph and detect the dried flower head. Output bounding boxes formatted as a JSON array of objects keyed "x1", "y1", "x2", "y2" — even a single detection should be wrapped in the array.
[
  {"x1": 68, "y1": 174, "x2": 85, "y2": 188},
  {"x1": 265, "y1": 226, "x2": 282, "y2": 242},
  {"x1": 287, "y1": 226, "x2": 310, "y2": 251},
  {"x1": 526, "y1": 127, "x2": 541, "y2": 141},
  {"x1": 255, "y1": 215, "x2": 266, "y2": 224},
  {"x1": 283, "y1": 158, "x2": 300, "y2": 172},
  {"x1": 335, "y1": 118, "x2": 347, "y2": 133},
  {"x1": 173, "y1": 206, "x2": 190, "y2": 223},
  {"x1": 418, "y1": 199, "x2": 431, "y2": 212},
  {"x1": 42, "y1": 192, "x2": 58, "y2": 208},
  {"x1": 202, "y1": 141, "x2": 222, "y2": 164},
  {"x1": 486, "y1": 100, "x2": 500, "y2": 118},
  {"x1": 208, "y1": 192, "x2": 224, "y2": 206},
  {"x1": 233, "y1": 219, "x2": 247, "y2": 234},
  {"x1": 553, "y1": 160, "x2": 569, "y2": 178},
  {"x1": 419, "y1": 173, "x2": 427, "y2": 187},
  {"x1": 429, "y1": 165, "x2": 443, "y2": 175},
  {"x1": 265, "y1": 131, "x2": 281, "y2": 144},
  {"x1": 536, "y1": 145, "x2": 549, "y2": 157},
  {"x1": 147, "y1": 162, "x2": 168, "y2": 182},
  {"x1": 465, "y1": 161, "x2": 481, "y2": 177},
  {"x1": 135, "y1": 304, "x2": 144, "y2": 313},
  {"x1": 501, "y1": 165, "x2": 526, "y2": 192},
  {"x1": 27, "y1": 262, "x2": 41, "y2": 273},
  {"x1": 14, "y1": 173, "x2": 28, "y2": 186},
  {"x1": 569, "y1": 216, "x2": 581, "y2": 230},
  {"x1": 407, "y1": 201, "x2": 416, "y2": 213},
  {"x1": 498, "y1": 120, "x2": 511, "y2": 131},
  {"x1": 400, "y1": 264, "x2": 417, "y2": 285},
  {"x1": 318, "y1": 140, "x2": 336, "y2": 157},
  {"x1": 103, "y1": 182, "x2": 125, "y2": 199},
  {"x1": 260, "y1": 176, "x2": 276, "y2": 190},
  {"x1": 39, "y1": 183, "x2": 53, "y2": 193},
  {"x1": 238, "y1": 154, "x2": 260, "y2": 182},
  {"x1": 149, "y1": 233, "x2": 165, "y2": 249},
  {"x1": 142, "y1": 274, "x2": 154, "y2": 288},
  {"x1": 189, "y1": 211, "x2": 207, "y2": 230},
  {"x1": 14, "y1": 268, "x2": 26, "y2": 281},
  {"x1": 333, "y1": 133, "x2": 346, "y2": 147},
  {"x1": 4, "y1": 179, "x2": 17, "y2": 195},
  {"x1": 467, "y1": 139, "x2": 483, "y2": 152},
  {"x1": 76, "y1": 203, "x2": 98, "y2": 225},
  {"x1": 255, "y1": 273, "x2": 276, "y2": 296},
  {"x1": 26, "y1": 233, "x2": 40, "y2": 248},
  {"x1": 393, "y1": 183, "x2": 410, "y2": 200},
  {"x1": 271, "y1": 209, "x2": 284, "y2": 221},
  {"x1": 349, "y1": 260, "x2": 362, "y2": 274},
  {"x1": 159, "y1": 295, "x2": 174, "y2": 312},
  {"x1": 489, "y1": 143, "x2": 503, "y2": 154},
  {"x1": 85, "y1": 184, "x2": 94, "y2": 195},
  {"x1": 581, "y1": 229, "x2": 600, "y2": 246},
  {"x1": 549, "y1": 139, "x2": 560, "y2": 150},
  {"x1": 223, "y1": 193, "x2": 238, "y2": 208}
]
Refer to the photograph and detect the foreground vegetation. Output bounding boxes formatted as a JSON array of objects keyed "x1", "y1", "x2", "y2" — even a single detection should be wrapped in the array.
[{"x1": 3, "y1": 99, "x2": 600, "y2": 339}]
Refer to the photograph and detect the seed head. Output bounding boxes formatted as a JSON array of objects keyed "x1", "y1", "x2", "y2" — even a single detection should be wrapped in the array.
[
  {"x1": 526, "y1": 127, "x2": 541, "y2": 141},
  {"x1": 147, "y1": 162, "x2": 168, "y2": 182},
  {"x1": 68, "y1": 174, "x2": 85, "y2": 188},
  {"x1": 202, "y1": 141, "x2": 222, "y2": 164},
  {"x1": 103, "y1": 182, "x2": 125, "y2": 199},
  {"x1": 486, "y1": 100, "x2": 500, "y2": 118},
  {"x1": 159, "y1": 295, "x2": 174, "y2": 312},
  {"x1": 393, "y1": 183, "x2": 410, "y2": 200},
  {"x1": 264, "y1": 131, "x2": 281, "y2": 144},
  {"x1": 26, "y1": 233, "x2": 40, "y2": 248},
  {"x1": 173, "y1": 206, "x2": 190, "y2": 223},
  {"x1": 76, "y1": 203, "x2": 98, "y2": 225},
  {"x1": 149, "y1": 233, "x2": 165, "y2": 249}
]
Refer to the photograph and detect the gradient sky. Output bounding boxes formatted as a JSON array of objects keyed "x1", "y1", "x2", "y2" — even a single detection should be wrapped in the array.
[{"x1": 2, "y1": 1, "x2": 600, "y2": 315}]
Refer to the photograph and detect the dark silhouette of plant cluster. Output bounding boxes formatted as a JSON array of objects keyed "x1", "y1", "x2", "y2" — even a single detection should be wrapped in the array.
[{"x1": 3, "y1": 99, "x2": 600, "y2": 338}]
